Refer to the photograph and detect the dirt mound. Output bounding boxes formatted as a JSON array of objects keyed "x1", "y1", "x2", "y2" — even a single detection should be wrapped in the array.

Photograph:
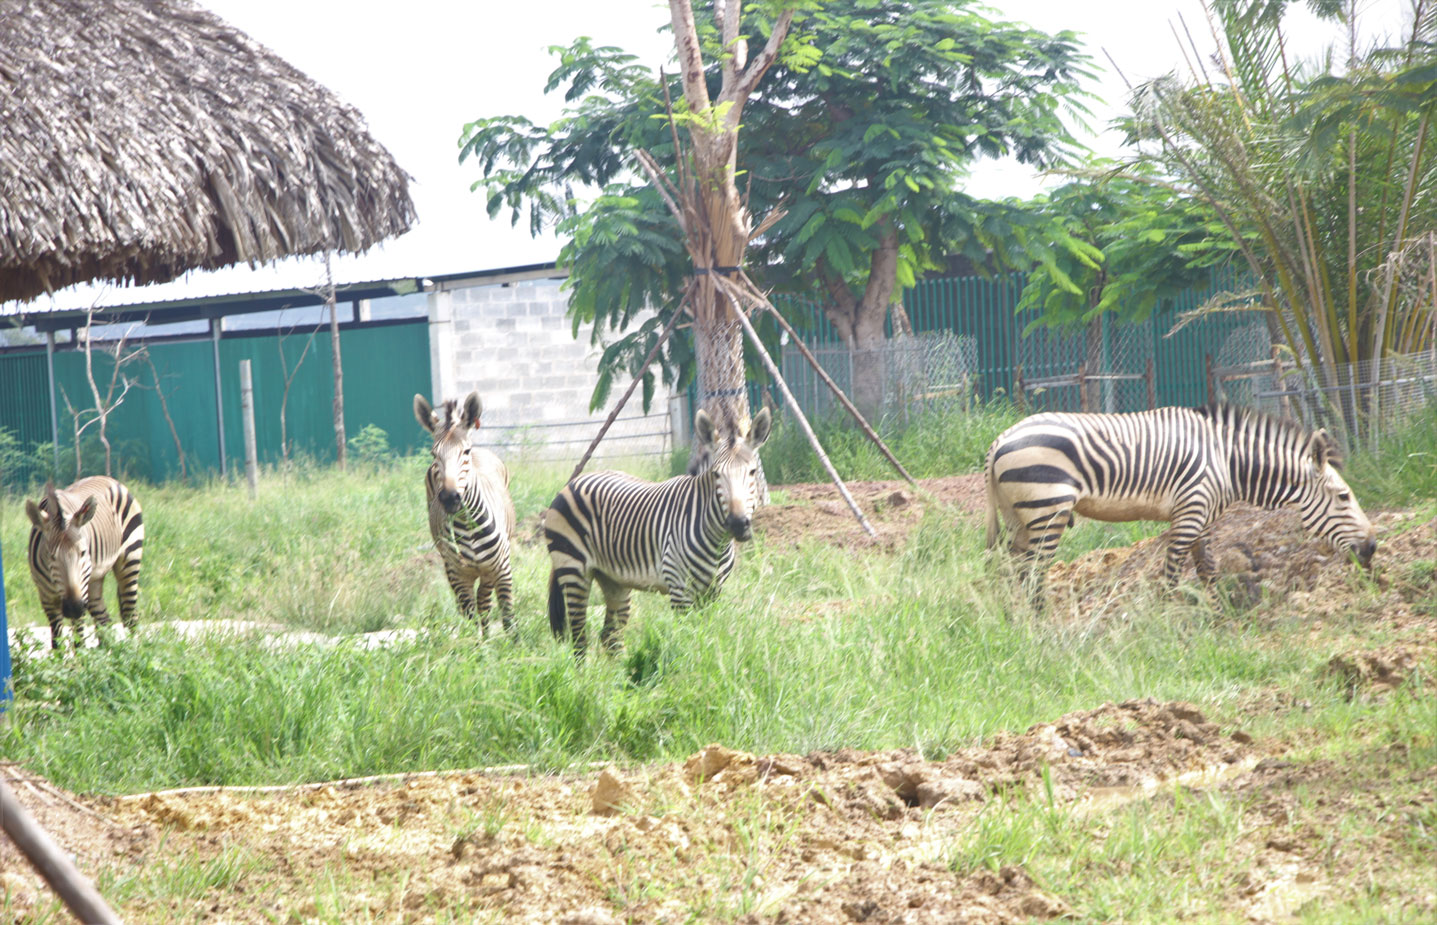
[
  {"x1": 0, "y1": 700, "x2": 1239, "y2": 923},
  {"x1": 757, "y1": 475, "x2": 985, "y2": 550},
  {"x1": 1324, "y1": 647, "x2": 1426, "y2": 697},
  {"x1": 1046, "y1": 507, "x2": 1437, "y2": 621}
]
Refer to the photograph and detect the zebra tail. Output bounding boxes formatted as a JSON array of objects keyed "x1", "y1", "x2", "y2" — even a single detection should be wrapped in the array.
[
  {"x1": 984, "y1": 456, "x2": 1000, "y2": 550},
  {"x1": 548, "y1": 569, "x2": 567, "y2": 638}
]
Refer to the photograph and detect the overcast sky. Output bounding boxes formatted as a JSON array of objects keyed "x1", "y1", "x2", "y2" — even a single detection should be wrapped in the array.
[{"x1": 27, "y1": 0, "x2": 1396, "y2": 310}]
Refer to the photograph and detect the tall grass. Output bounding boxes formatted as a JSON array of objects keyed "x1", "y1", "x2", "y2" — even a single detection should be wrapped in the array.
[
  {"x1": 1345, "y1": 402, "x2": 1437, "y2": 508},
  {"x1": 0, "y1": 402, "x2": 1426, "y2": 794}
]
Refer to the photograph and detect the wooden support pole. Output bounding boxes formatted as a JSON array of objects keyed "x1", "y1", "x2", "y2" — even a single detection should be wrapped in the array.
[
  {"x1": 753, "y1": 296, "x2": 917, "y2": 487},
  {"x1": 1205, "y1": 352, "x2": 1216, "y2": 403},
  {"x1": 1077, "y1": 363, "x2": 1090, "y2": 412},
  {"x1": 569, "y1": 305, "x2": 688, "y2": 484},
  {"x1": 728, "y1": 303, "x2": 877, "y2": 537},
  {"x1": 1145, "y1": 357, "x2": 1157, "y2": 410},
  {"x1": 239, "y1": 359, "x2": 258, "y2": 499},
  {"x1": 0, "y1": 778, "x2": 120, "y2": 924}
]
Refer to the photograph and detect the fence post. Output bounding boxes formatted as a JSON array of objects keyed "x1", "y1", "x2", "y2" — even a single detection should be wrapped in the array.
[
  {"x1": 1014, "y1": 365, "x2": 1026, "y2": 410},
  {"x1": 1078, "y1": 363, "x2": 1090, "y2": 413},
  {"x1": 239, "y1": 359, "x2": 258, "y2": 499},
  {"x1": 1205, "y1": 353, "x2": 1216, "y2": 403},
  {"x1": 1270, "y1": 345, "x2": 1293, "y2": 418},
  {"x1": 1, "y1": 536, "x2": 10, "y2": 717},
  {"x1": 1145, "y1": 357, "x2": 1156, "y2": 410}
]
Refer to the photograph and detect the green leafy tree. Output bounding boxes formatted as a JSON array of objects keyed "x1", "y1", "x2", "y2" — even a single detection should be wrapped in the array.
[
  {"x1": 462, "y1": 0, "x2": 1091, "y2": 418},
  {"x1": 1123, "y1": 0, "x2": 1437, "y2": 431}
]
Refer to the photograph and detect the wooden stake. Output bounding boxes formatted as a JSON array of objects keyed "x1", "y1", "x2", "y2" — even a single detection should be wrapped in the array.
[
  {"x1": 749, "y1": 289, "x2": 917, "y2": 487},
  {"x1": 728, "y1": 301, "x2": 877, "y2": 537},
  {"x1": 569, "y1": 303, "x2": 688, "y2": 484},
  {"x1": 0, "y1": 778, "x2": 119, "y2": 924}
]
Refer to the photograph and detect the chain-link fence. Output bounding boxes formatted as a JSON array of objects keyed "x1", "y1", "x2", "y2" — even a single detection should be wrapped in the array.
[{"x1": 475, "y1": 405, "x2": 678, "y2": 465}]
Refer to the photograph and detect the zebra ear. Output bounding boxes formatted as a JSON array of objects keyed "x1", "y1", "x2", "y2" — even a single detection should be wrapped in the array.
[
  {"x1": 747, "y1": 407, "x2": 772, "y2": 449},
  {"x1": 462, "y1": 391, "x2": 483, "y2": 429},
  {"x1": 1309, "y1": 429, "x2": 1340, "y2": 469},
  {"x1": 414, "y1": 395, "x2": 438, "y2": 434},
  {"x1": 25, "y1": 498, "x2": 49, "y2": 528},
  {"x1": 72, "y1": 496, "x2": 98, "y2": 529},
  {"x1": 694, "y1": 410, "x2": 716, "y2": 448}
]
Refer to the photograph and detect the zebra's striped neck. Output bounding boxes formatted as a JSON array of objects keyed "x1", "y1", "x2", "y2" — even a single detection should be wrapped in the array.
[{"x1": 1219, "y1": 408, "x2": 1308, "y2": 509}]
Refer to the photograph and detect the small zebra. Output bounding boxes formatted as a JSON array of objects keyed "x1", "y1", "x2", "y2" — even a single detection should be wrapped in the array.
[
  {"x1": 985, "y1": 404, "x2": 1376, "y2": 600},
  {"x1": 25, "y1": 477, "x2": 145, "y2": 649},
  {"x1": 544, "y1": 407, "x2": 771, "y2": 659},
  {"x1": 414, "y1": 391, "x2": 518, "y2": 635}
]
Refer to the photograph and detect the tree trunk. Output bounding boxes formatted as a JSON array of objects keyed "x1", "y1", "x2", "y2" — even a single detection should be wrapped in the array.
[
  {"x1": 664, "y1": 0, "x2": 793, "y2": 467},
  {"x1": 821, "y1": 224, "x2": 900, "y2": 421},
  {"x1": 324, "y1": 254, "x2": 346, "y2": 471}
]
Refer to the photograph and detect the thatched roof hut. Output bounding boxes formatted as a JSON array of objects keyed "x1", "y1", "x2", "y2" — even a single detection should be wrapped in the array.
[{"x1": 0, "y1": 0, "x2": 416, "y2": 305}]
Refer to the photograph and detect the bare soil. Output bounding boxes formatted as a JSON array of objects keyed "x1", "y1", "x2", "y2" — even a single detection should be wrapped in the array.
[{"x1": 3, "y1": 479, "x2": 1434, "y2": 923}]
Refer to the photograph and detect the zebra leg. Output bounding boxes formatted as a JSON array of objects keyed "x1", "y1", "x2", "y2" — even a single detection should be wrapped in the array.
[
  {"x1": 42, "y1": 600, "x2": 64, "y2": 651},
  {"x1": 445, "y1": 562, "x2": 479, "y2": 625},
  {"x1": 1164, "y1": 510, "x2": 1209, "y2": 586},
  {"x1": 474, "y1": 579, "x2": 496, "y2": 636},
  {"x1": 87, "y1": 577, "x2": 114, "y2": 645},
  {"x1": 556, "y1": 572, "x2": 594, "y2": 660},
  {"x1": 596, "y1": 576, "x2": 632, "y2": 654},
  {"x1": 115, "y1": 554, "x2": 142, "y2": 631},
  {"x1": 1014, "y1": 508, "x2": 1073, "y2": 612},
  {"x1": 493, "y1": 561, "x2": 516, "y2": 636},
  {"x1": 1191, "y1": 534, "x2": 1219, "y2": 584}
]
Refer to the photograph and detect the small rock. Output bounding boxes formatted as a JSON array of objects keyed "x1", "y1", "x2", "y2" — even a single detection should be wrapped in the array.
[
  {"x1": 885, "y1": 490, "x2": 911, "y2": 508},
  {"x1": 1230, "y1": 729, "x2": 1255, "y2": 745},
  {"x1": 590, "y1": 768, "x2": 635, "y2": 816},
  {"x1": 684, "y1": 743, "x2": 750, "y2": 782}
]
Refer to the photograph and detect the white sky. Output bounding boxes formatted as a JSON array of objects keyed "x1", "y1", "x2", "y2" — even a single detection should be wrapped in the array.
[{"x1": 19, "y1": 0, "x2": 1402, "y2": 311}]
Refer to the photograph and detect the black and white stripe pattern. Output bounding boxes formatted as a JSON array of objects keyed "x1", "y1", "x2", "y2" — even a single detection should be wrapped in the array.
[
  {"x1": 25, "y1": 477, "x2": 144, "y2": 648},
  {"x1": 985, "y1": 404, "x2": 1376, "y2": 597},
  {"x1": 415, "y1": 392, "x2": 518, "y2": 635},
  {"x1": 544, "y1": 407, "x2": 771, "y2": 659}
]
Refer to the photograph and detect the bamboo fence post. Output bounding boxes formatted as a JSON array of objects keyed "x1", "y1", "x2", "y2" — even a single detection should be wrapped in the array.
[
  {"x1": 0, "y1": 778, "x2": 120, "y2": 924},
  {"x1": 749, "y1": 291, "x2": 917, "y2": 487},
  {"x1": 568, "y1": 304, "x2": 688, "y2": 484},
  {"x1": 1145, "y1": 358, "x2": 1157, "y2": 410},
  {"x1": 239, "y1": 359, "x2": 258, "y2": 499},
  {"x1": 728, "y1": 304, "x2": 877, "y2": 537}
]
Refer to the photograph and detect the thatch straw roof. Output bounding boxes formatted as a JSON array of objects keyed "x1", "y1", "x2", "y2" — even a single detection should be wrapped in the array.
[{"x1": 0, "y1": 0, "x2": 416, "y2": 305}]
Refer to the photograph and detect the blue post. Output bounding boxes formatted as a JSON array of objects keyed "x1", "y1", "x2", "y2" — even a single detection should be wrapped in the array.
[{"x1": 0, "y1": 536, "x2": 11, "y2": 711}]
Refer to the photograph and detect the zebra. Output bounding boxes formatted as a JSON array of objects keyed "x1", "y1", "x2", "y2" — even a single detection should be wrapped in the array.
[
  {"x1": 543, "y1": 406, "x2": 771, "y2": 659},
  {"x1": 984, "y1": 403, "x2": 1376, "y2": 601},
  {"x1": 25, "y1": 477, "x2": 145, "y2": 649},
  {"x1": 414, "y1": 391, "x2": 518, "y2": 636}
]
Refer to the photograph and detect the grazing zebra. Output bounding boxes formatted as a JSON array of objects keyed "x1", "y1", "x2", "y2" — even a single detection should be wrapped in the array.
[
  {"x1": 544, "y1": 407, "x2": 771, "y2": 659},
  {"x1": 414, "y1": 391, "x2": 518, "y2": 635},
  {"x1": 25, "y1": 477, "x2": 145, "y2": 649},
  {"x1": 985, "y1": 403, "x2": 1376, "y2": 600}
]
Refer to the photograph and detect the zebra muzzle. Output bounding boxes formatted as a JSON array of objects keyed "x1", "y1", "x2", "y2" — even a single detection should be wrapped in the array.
[
  {"x1": 1357, "y1": 536, "x2": 1377, "y2": 567},
  {"x1": 439, "y1": 489, "x2": 462, "y2": 513},
  {"x1": 62, "y1": 598, "x2": 87, "y2": 622},
  {"x1": 727, "y1": 515, "x2": 753, "y2": 542}
]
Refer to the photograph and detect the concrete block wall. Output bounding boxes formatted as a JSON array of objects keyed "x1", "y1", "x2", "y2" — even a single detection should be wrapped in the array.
[{"x1": 429, "y1": 277, "x2": 679, "y2": 464}]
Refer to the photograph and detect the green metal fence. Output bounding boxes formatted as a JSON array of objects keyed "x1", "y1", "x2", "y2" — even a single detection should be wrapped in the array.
[
  {"x1": 769, "y1": 267, "x2": 1261, "y2": 415},
  {"x1": 0, "y1": 320, "x2": 431, "y2": 488}
]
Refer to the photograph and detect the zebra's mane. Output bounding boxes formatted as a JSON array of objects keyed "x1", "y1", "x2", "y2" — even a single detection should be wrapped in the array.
[
  {"x1": 432, "y1": 399, "x2": 469, "y2": 438},
  {"x1": 1194, "y1": 402, "x2": 1343, "y2": 469}
]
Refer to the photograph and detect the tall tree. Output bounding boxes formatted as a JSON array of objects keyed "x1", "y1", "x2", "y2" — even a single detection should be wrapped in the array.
[
  {"x1": 1123, "y1": 0, "x2": 1437, "y2": 431},
  {"x1": 462, "y1": 0, "x2": 1090, "y2": 419}
]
